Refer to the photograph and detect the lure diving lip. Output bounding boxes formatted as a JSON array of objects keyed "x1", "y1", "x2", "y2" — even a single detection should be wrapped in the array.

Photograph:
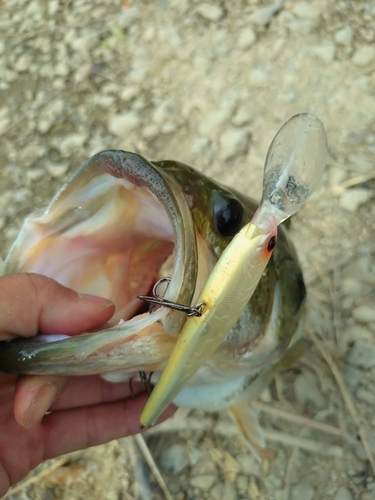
[{"x1": 140, "y1": 113, "x2": 328, "y2": 427}]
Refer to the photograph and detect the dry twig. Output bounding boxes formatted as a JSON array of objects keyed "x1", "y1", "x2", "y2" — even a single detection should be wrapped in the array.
[
  {"x1": 251, "y1": 401, "x2": 342, "y2": 436},
  {"x1": 309, "y1": 329, "x2": 375, "y2": 473}
]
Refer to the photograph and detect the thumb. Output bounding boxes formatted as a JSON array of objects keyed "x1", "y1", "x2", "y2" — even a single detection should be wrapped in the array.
[{"x1": 0, "y1": 273, "x2": 115, "y2": 339}]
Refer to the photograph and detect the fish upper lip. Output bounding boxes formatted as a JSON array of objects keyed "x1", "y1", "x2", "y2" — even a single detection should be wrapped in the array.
[{"x1": 1, "y1": 151, "x2": 201, "y2": 351}]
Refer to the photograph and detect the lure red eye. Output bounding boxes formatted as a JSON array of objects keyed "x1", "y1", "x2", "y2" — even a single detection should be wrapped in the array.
[{"x1": 267, "y1": 235, "x2": 277, "y2": 252}]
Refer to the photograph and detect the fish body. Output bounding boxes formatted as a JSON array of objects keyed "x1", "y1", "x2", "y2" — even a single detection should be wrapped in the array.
[{"x1": 0, "y1": 151, "x2": 305, "y2": 411}]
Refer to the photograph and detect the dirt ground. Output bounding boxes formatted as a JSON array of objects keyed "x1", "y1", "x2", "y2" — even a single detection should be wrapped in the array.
[{"x1": 1, "y1": 0, "x2": 375, "y2": 499}]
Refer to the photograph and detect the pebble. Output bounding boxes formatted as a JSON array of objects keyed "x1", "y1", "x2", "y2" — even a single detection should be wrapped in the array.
[
  {"x1": 353, "y1": 306, "x2": 375, "y2": 324},
  {"x1": 249, "y1": 68, "x2": 268, "y2": 87},
  {"x1": 196, "y1": 4, "x2": 224, "y2": 22},
  {"x1": 356, "y1": 387, "x2": 375, "y2": 405},
  {"x1": 120, "y1": 87, "x2": 139, "y2": 102},
  {"x1": 291, "y1": 482, "x2": 315, "y2": 500},
  {"x1": 0, "y1": 118, "x2": 10, "y2": 135},
  {"x1": 70, "y1": 33, "x2": 99, "y2": 54},
  {"x1": 142, "y1": 124, "x2": 159, "y2": 140},
  {"x1": 338, "y1": 188, "x2": 371, "y2": 212},
  {"x1": 14, "y1": 54, "x2": 32, "y2": 72},
  {"x1": 198, "y1": 109, "x2": 232, "y2": 138},
  {"x1": 352, "y1": 45, "x2": 375, "y2": 67},
  {"x1": 344, "y1": 324, "x2": 372, "y2": 344},
  {"x1": 108, "y1": 112, "x2": 140, "y2": 138},
  {"x1": 58, "y1": 134, "x2": 87, "y2": 156},
  {"x1": 47, "y1": 163, "x2": 70, "y2": 178},
  {"x1": 347, "y1": 340, "x2": 375, "y2": 369},
  {"x1": 333, "y1": 486, "x2": 353, "y2": 500},
  {"x1": 26, "y1": 168, "x2": 45, "y2": 182},
  {"x1": 334, "y1": 26, "x2": 352, "y2": 46},
  {"x1": 219, "y1": 128, "x2": 249, "y2": 160},
  {"x1": 236, "y1": 475, "x2": 248, "y2": 491},
  {"x1": 292, "y1": 2, "x2": 320, "y2": 19},
  {"x1": 329, "y1": 165, "x2": 347, "y2": 186},
  {"x1": 232, "y1": 104, "x2": 255, "y2": 126},
  {"x1": 311, "y1": 44, "x2": 335, "y2": 63},
  {"x1": 249, "y1": 0, "x2": 284, "y2": 27},
  {"x1": 95, "y1": 95, "x2": 116, "y2": 108},
  {"x1": 238, "y1": 28, "x2": 256, "y2": 50},
  {"x1": 161, "y1": 444, "x2": 189, "y2": 475},
  {"x1": 190, "y1": 474, "x2": 216, "y2": 490},
  {"x1": 294, "y1": 370, "x2": 326, "y2": 408}
]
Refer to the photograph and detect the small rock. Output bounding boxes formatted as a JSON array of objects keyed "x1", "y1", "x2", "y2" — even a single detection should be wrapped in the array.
[
  {"x1": 0, "y1": 117, "x2": 10, "y2": 135},
  {"x1": 344, "y1": 324, "x2": 372, "y2": 344},
  {"x1": 161, "y1": 122, "x2": 178, "y2": 134},
  {"x1": 333, "y1": 486, "x2": 353, "y2": 500},
  {"x1": 236, "y1": 453, "x2": 261, "y2": 476},
  {"x1": 352, "y1": 45, "x2": 375, "y2": 67},
  {"x1": 292, "y1": 2, "x2": 320, "y2": 19},
  {"x1": 198, "y1": 109, "x2": 231, "y2": 138},
  {"x1": 142, "y1": 124, "x2": 159, "y2": 140},
  {"x1": 265, "y1": 474, "x2": 283, "y2": 490},
  {"x1": 14, "y1": 54, "x2": 32, "y2": 72},
  {"x1": 232, "y1": 104, "x2": 255, "y2": 126},
  {"x1": 341, "y1": 278, "x2": 363, "y2": 297},
  {"x1": 161, "y1": 444, "x2": 189, "y2": 475},
  {"x1": 347, "y1": 340, "x2": 375, "y2": 369},
  {"x1": 249, "y1": 68, "x2": 268, "y2": 87},
  {"x1": 353, "y1": 305, "x2": 375, "y2": 324},
  {"x1": 118, "y1": 6, "x2": 140, "y2": 29},
  {"x1": 219, "y1": 128, "x2": 249, "y2": 160},
  {"x1": 190, "y1": 474, "x2": 216, "y2": 490},
  {"x1": 334, "y1": 26, "x2": 352, "y2": 46},
  {"x1": 108, "y1": 112, "x2": 140, "y2": 137},
  {"x1": 291, "y1": 482, "x2": 315, "y2": 500},
  {"x1": 356, "y1": 387, "x2": 375, "y2": 405},
  {"x1": 329, "y1": 165, "x2": 347, "y2": 186},
  {"x1": 95, "y1": 95, "x2": 116, "y2": 108},
  {"x1": 120, "y1": 87, "x2": 139, "y2": 102},
  {"x1": 311, "y1": 44, "x2": 335, "y2": 63},
  {"x1": 249, "y1": 0, "x2": 284, "y2": 26},
  {"x1": 70, "y1": 33, "x2": 99, "y2": 54},
  {"x1": 47, "y1": 163, "x2": 70, "y2": 178},
  {"x1": 238, "y1": 28, "x2": 256, "y2": 49},
  {"x1": 236, "y1": 475, "x2": 248, "y2": 491},
  {"x1": 58, "y1": 134, "x2": 87, "y2": 156},
  {"x1": 294, "y1": 371, "x2": 326, "y2": 408},
  {"x1": 278, "y1": 90, "x2": 297, "y2": 103},
  {"x1": 338, "y1": 189, "x2": 371, "y2": 212},
  {"x1": 344, "y1": 365, "x2": 363, "y2": 392},
  {"x1": 26, "y1": 168, "x2": 45, "y2": 182},
  {"x1": 196, "y1": 4, "x2": 224, "y2": 22},
  {"x1": 192, "y1": 137, "x2": 209, "y2": 154},
  {"x1": 224, "y1": 480, "x2": 238, "y2": 500}
]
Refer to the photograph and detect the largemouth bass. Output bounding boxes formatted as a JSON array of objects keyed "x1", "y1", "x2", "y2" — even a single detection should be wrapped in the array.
[{"x1": 0, "y1": 150, "x2": 305, "y2": 411}]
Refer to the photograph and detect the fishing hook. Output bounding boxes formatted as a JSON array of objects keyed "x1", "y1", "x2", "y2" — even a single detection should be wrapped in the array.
[{"x1": 137, "y1": 277, "x2": 205, "y2": 317}]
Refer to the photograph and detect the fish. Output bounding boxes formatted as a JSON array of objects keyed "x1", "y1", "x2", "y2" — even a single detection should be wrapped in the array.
[{"x1": 0, "y1": 150, "x2": 306, "y2": 413}]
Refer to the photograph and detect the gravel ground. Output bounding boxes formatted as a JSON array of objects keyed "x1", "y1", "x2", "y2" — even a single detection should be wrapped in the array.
[{"x1": 1, "y1": 1, "x2": 375, "y2": 499}]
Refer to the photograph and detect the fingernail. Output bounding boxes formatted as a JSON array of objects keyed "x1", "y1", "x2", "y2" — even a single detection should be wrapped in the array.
[
  {"x1": 23, "y1": 382, "x2": 59, "y2": 429},
  {"x1": 78, "y1": 293, "x2": 114, "y2": 308}
]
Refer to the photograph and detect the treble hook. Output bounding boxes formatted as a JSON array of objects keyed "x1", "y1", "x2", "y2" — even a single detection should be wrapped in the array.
[{"x1": 137, "y1": 277, "x2": 205, "y2": 317}]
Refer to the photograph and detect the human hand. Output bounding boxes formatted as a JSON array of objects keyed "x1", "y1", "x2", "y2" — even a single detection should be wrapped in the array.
[{"x1": 0, "y1": 273, "x2": 173, "y2": 497}]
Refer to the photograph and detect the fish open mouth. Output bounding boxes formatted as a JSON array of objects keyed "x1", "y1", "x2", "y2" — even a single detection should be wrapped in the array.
[{"x1": 0, "y1": 151, "x2": 208, "y2": 374}]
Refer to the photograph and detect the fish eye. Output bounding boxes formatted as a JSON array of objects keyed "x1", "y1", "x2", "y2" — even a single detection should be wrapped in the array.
[
  {"x1": 213, "y1": 194, "x2": 244, "y2": 237},
  {"x1": 267, "y1": 235, "x2": 277, "y2": 252}
]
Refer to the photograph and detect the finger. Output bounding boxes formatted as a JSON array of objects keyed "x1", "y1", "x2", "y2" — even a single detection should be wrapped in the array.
[
  {"x1": 41, "y1": 395, "x2": 175, "y2": 460},
  {"x1": 14, "y1": 374, "x2": 145, "y2": 427},
  {"x1": 0, "y1": 273, "x2": 114, "y2": 339}
]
